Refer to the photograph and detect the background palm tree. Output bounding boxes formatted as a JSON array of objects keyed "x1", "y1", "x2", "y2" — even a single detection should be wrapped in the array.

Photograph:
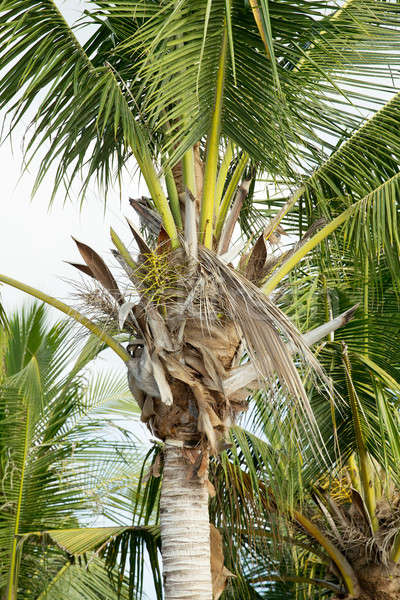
[
  {"x1": 2, "y1": 1, "x2": 400, "y2": 598},
  {"x1": 208, "y1": 256, "x2": 400, "y2": 600},
  {"x1": 0, "y1": 303, "x2": 148, "y2": 599}
]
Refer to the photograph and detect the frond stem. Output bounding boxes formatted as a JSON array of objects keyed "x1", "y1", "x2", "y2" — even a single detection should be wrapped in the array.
[
  {"x1": 165, "y1": 167, "x2": 183, "y2": 228},
  {"x1": 348, "y1": 454, "x2": 361, "y2": 493},
  {"x1": 363, "y1": 257, "x2": 369, "y2": 355},
  {"x1": 262, "y1": 205, "x2": 353, "y2": 295},
  {"x1": 342, "y1": 344, "x2": 378, "y2": 531},
  {"x1": 110, "y1": 227, "x2": 137, "y2": 271},
  {"x1": 252, "y1": 575, "x2": 341, "y2": 594},
  {"x1": 138, "y1": 152, "x2": 179, "y2": 247},
  {"x1": 7, "y1": 405, "x2": 30, "y2": 600},
  {"x1": 182, "y1": 148, "x2": 197, "y2": 197},
  {"x1": 36, "y1": 563, "x2": 71, "y2": 600},
  {"x1": 215, "y1": 151, "x2": 248, "y2": 241},
  {"x1": 200, "y1": 25, "x2": 228, "y2": 248},
  {"x1": 294, "y1": 511, "x2": 360, "y2": 596},
  {"x1": 264, "y1": 185, "x2": 305, "y2": 243},
  {"x1": 0, "y1": 275, "x2": 129, "y2": 363},
  {"x1": 391, "y1": 531, "x2": 400, "y2": 563}
]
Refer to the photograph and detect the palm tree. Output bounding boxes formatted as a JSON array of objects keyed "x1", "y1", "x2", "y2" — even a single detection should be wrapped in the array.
[
  {"x1": 0, "y1": 302, "x2": 147, "y2": 599},
  {"x1": 2, "y1": 1, "x2": 400, "y2": 598},
  {"x1": 206, "y1": 249, "x2": 400, "y2": 600}
]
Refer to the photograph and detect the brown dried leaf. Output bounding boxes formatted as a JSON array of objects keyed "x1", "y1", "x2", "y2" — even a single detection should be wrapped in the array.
[
  {"x1": 350, "y1": 488, "x2": 374, "y2": 535},
  {"x1": 196, "y1": 449, "x2": 209, "y2": 481},
  {"x1": 162, "y1": 354, "x2": 197, "y2": 385},
  {"x1": 65, "y1": 262, "x2": 95, "y2": 279},
  {"x1": 126, "y1": 217, "x2": 151, "y2": 255},
  {"x1": 161, "y1": 354, "x2": 222, "y2": 451},
  {"x1": 188, "y1": 341, "x2": 226, "y2": 392},
  {"x1": 210, "y1": 524, "x2": 235, "y2": 599},
  {"x1": 184, "y1": 321, "x2": 239, "y2": 371},
  {"x1": 156, "y1": 227, "x2": 171, "y2": 254},
  {"x1": 182, "y1": 447, "x2": 200, "y2": 465},
  {"x1": 245, "y1": 233, "x2": 267, "y2": 283},
  {"x1": 147, "y1": 305, "x2": 176, "y2": 352},
  {"x1": 150, "y1": 452, "x2": 161, "y2": 478},
  {"x1": 183, "y1": 349, "x2": 208, "y2": 377},
  {"x1": 205, "y1": 405, "x2": 222, "y2": 427},
  {"x1": 72, "y1": 237, "x2": 122, "y2": 303},
  {"x1": 192, "y1": 385, "x2": 218, "y2": 452},
  {"x1": 129, "y1": 197, "x2": 161, "y2": 235},
  {"x1": 151, "y1": 351, "x2": 173, "y2": 406},
  {"x1": 207, "y1": 480, "x2": 216, "y2": 497}
]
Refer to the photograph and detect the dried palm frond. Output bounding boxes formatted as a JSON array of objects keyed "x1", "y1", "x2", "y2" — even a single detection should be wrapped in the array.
[
  {"x1": 68, "y1": 231, "x2": 329, "y2": 456},
  {"x1": 196, "y1": 246, "x2": 324, "y2": 422}
]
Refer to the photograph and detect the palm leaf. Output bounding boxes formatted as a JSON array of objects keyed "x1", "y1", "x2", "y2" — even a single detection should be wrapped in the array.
[
  {"x1": 38, "y1": 557, "x2": 134, "y2": 600},
  {"x1": 0, "y1": 304, "x2": 143, "y2": 598},
  {"x1": 0, "y1": 0, "x2": 177, "y2": 240}
]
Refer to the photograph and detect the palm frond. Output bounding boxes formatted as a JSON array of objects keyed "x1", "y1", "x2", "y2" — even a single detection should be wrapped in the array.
[
  {"x1": 90, "y1": 0, "x2": 400, "y2": 179},
  {"x1": 30, "y1": 525, "x2": 163, "y2": 600},
  {"x1": 296, "y1": 85, "x2": 400, "y2": 233},
  {"x1": 0, "y1": 304, "x2": 143, "y2": 598},
  {"x1": 0, "y1": 0, "x2": 136, "y2": 196},
  {"x1": 0, "y1": 0, "x2": 177, "y2": 241},
  {"x1": 38, "y1": 557, "x2": 134, "y2": 600}
]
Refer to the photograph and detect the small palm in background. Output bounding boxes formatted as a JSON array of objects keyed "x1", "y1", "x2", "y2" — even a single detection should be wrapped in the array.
[
  {"x1": 208, "y1": 254, "x2": 400, "y2": 600},
  {"x1": 0, "y1": 303, "x2": 148, "y2": 600}
]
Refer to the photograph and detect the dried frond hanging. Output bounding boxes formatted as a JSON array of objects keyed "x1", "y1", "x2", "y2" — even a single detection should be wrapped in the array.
[
  {"x1": 69, "y1": 230, "x2": 327, "y2": 457},
  {"x1": 196, "y1": 246, "x2": 324, "y2": 423}
]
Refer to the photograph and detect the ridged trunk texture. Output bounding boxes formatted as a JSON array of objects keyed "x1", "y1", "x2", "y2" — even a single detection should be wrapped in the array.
[{"x1": 160, "y1": 444, "x2": 213, "y2": 600}]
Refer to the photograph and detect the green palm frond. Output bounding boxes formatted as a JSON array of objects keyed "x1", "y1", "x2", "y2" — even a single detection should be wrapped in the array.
[
  {"x1": 3, "y1": 0, "x2": 400, "y2": 202},
  {"x1": 0, "y1": 0, "x2": 177, "y2": 240},
  {"x1": 296, "y1": 85, "x2": 400, "y2": 228},
  {"x1": 32, "y1": 524, "x2": 163, "y2": 600},
  {"x1": 0, "y1": 0, "x2": 138, "y2": 196},
  {"x1": 4, "y1": 2, "x2": 400, "y2": 598},
  {"x1": 206, "y1": 247, "x2": 400, "y2": 596},
  {"x1": 276, "y1": 257, "x2": 400, "y2": 472},
  {"x1": 38, "y1": 557, "x2": 134, "y2": 600},
  {"x1": 24, "y1": 443, "x2": 165, "y2": 599},
  {"x1": 0, "y1": 303, "x2": 143, "y2": 599},
  {"x1": 263, "y1": 173, "x2": 400, "y2": 303}
]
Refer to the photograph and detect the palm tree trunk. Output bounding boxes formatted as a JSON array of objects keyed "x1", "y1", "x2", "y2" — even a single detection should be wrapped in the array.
[{"x1": 160, "y1": 443, "x2": 213, "y2": 600}]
